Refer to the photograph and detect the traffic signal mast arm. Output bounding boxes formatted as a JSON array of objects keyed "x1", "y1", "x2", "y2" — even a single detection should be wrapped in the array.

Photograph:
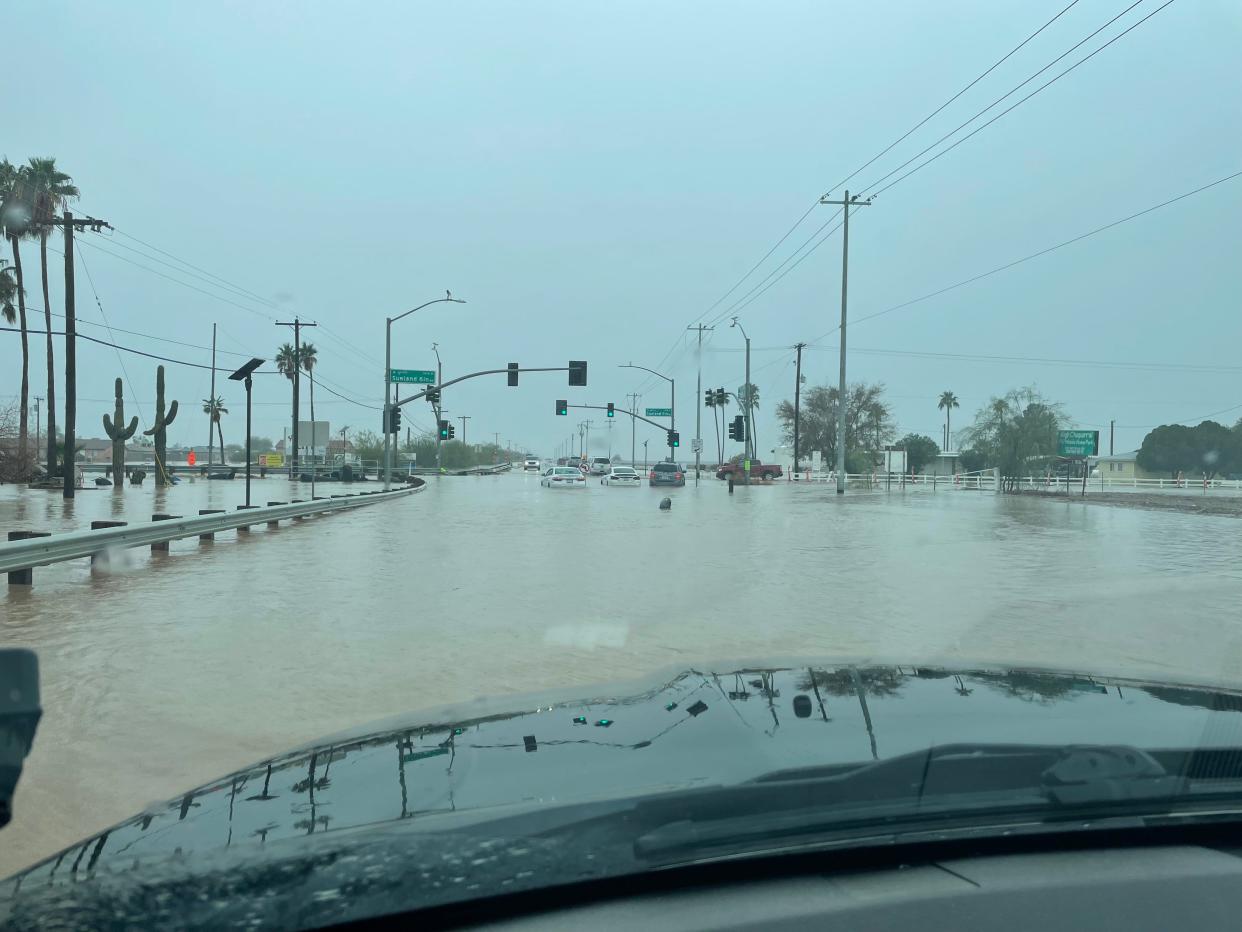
[
  {"x1": 563, "y1": 403, "x2": 667, "y2": 432},
  {"x1": 394, "y1": 365, "x2": 578, "y2": 408}
]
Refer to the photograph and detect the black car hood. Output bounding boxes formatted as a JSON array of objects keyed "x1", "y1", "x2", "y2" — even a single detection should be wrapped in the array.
[{"x1": 7, "y1": 661, "x2": 1242, "y2": 926}]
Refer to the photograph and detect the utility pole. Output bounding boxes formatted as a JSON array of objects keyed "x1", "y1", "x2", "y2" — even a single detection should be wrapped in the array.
[
  {"x1": 276, "y1": 317, "x2": 316, "y2": 478},
  {"x1": 793, "y1": 342, "x2": 805, "y2": 475},
  {"x1": 208, "y1": 323, "x2": 217, "y2": 468},
  {"x1": 688, "y1": 324, "x2": 714, "y2": 486},
  {"x1": 819, "y1": 190, "x2": 872, "y2": 494},
  {"x1": 432, "y1": 343, "x2": 444, "y2": 473},
  {"x1": 458, "y1": 415, "x2": 469, "y2": 446},
  {"x1": 643, "y1": 439, "x2": 648, "y2": 473},
  {"x1": 41, "y1": 211, "x2": 110, "y2": 498},
  {"x1": 1110, "y1": 419, "x2": 1115, "y2": 456},
  {"x1": 626, "y1": 392, "x2": 638, "y2": 466}
]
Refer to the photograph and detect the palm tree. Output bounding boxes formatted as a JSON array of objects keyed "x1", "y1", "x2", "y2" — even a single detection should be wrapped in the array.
[
  {"x1": 0, "y1": 260, "x2": 15, "y2": 324},
  {"x1": 0, "y1": 160, "x2": 32, "y2": 470},
  {"x1": 300, "y1": 344, "x2": 318, "y2": 465},
  {"x1": 938, "y1": 390, "x2": 959, "y2": 452},
  {"x1": 202, "y1": 396, "x2": 228, "y2": 463},
  {"x1": 25, "y1": 158, "x2": 78, "y2": 472},
  {"x1": 739, "y1": 381, "x2": 760, "y2": 455}
]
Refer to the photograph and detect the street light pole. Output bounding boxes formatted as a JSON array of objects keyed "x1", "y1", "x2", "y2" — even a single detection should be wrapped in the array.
[
  {"x1": 431, "y1": 343, "x2": 444, "y2": 474},
  {"x1": 382, "y1": 294, "x2": 464, "y2": 490},
  {"x1": 819, "y1": 190, "x2": 871, "y2": 494},
  {"x1": 688, "y1": 324, "x2": 714, "y2": 485},
  {"x1": 730, "y1": 318, "x2": 752, "y2": 485}
]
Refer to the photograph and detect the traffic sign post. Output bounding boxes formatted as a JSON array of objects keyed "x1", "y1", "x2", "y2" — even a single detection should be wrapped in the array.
[{"x1": 389, "y1": 369, "x2": 436, "y2": 384}]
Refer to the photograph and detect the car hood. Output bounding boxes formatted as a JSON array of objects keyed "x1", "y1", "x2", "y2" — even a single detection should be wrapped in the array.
[{"x1": 7, "y1": 661, "x2": 1242, "y2": 919}]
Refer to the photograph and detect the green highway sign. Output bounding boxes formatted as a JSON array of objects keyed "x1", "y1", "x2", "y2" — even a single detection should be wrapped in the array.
[
  {"x1": 390, "y1": 369, "x2": 436, "y2": 384},
  {"x1": 401, "y1": 747, "x2": 449, "y2": 763},
  {"x1": 645, "y1": 407, "x2": 672, "y2": 418},
  {"x1": 1057, "y1": 430, "x2": 1099, "y2": 457}
]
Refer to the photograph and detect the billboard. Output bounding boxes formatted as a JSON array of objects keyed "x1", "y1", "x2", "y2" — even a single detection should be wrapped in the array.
[{"x1": 296, "y1": 420, "x2": 331, "y2": 454}]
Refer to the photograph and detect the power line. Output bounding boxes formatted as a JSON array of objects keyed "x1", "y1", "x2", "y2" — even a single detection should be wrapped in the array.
[
  {"x1": 831, "y1": 0, "x2": 1083, "y2": 193},
  {"x1": 74, "y1": 237, "x2": 277, "y2": 321},
  {"x1": 1, "y1": 325, "x2": 278, "y2": 373},
  {"x1": 839, "y1": 169, "x2": 1241, "y2": 332},
  {"x1": 26, "y1": 304, "x2": 253, "y2": 358},
  {"x1": 804, "y1": 343, "x2": 1242, "y2": 374},
  {"x1": 106, "y1": 227, "x2": 281, "y2": 308},
  {"x1": 85, "y1": 230, "x2": 281, "y2": 312},
  {"x1": 863, "y1": 0, "x2": 1177, "y2": 199}
]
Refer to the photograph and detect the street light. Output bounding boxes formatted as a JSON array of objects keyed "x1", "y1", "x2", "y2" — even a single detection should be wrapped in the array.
[
  {"x1": 619, "y1": 363, "x2": 674, "y2": 462},
  {"x1": 384, "y1": 293, "x2": 465, "y2": 488},
  {"x1": 228, "y1": 357, "x2": 266, "y2": 507},
  {"x1": 730, "y1": 317, "x2": 752, "y2": 484}
]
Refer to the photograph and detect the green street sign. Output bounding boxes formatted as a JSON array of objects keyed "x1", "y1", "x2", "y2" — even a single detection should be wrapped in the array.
[
  {"x1": 401, "y1": 747, "x2": 449, "y2": 763},
  {"x1": 645, "y1": 407, "x2": 672, "y2": 418},
  {"x1": 1057, "y1": 430, "x2": 1099, "y2": 457},
  {"x1": 390, "y1": 369, "x2": 436, "y2": 384}
]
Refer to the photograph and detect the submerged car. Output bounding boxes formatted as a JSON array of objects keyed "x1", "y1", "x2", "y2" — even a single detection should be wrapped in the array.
[
  {"x1": 648, "y1": 462, "x2": 685, "y2": 486},
  {"x1": 8, "y1": 661, "x2": 1242, "y2": 929},
  {"x1": 602, "y1": 466, "x2": 641, "y2": 486},
  {"x1": 540, "y1": 466, "x2": 587, "y2": 488}
]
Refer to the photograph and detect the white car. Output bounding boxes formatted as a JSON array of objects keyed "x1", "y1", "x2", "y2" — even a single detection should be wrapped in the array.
[
  {"x1": 523, "y1": 458, "x2": 540, "y2": 471},
  {"x1": 540, "y1": 466, "x2": 587, "y2": 488},
  {"x1": 601, "y1": 466, "x2": 641, "y2": 486},
  {"x1": 589, "y1": 457, "x2": 611, "y2": 476}
]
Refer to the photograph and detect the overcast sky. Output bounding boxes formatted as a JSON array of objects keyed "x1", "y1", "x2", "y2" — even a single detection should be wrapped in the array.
[{"x1": 3, "y1": 0, "x2": 1240, "y2": 461}]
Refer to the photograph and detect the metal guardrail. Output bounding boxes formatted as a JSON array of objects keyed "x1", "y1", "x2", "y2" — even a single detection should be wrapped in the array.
[{"x1": 2, "y1": 484, "x2": 423, "y2": 584}]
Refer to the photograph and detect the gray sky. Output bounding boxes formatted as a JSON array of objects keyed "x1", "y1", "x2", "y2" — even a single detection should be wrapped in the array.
[{"x1": 4, "y1": 0, "x2": 1240, "y2": 459}]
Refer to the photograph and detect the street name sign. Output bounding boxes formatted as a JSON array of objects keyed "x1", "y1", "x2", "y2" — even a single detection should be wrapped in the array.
[
  {"x1": 389, "y1": 369, "x2": 436, "y2": 384},
  {"x1": 645, "y1": 407, "x2": 672, "y2": 417},
  {"x1": 1057, "y1": 430, "x2": 1099, "y2": 457}
]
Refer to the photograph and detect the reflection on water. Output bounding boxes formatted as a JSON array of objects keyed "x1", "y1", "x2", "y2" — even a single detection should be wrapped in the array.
[{"x1": 2, "y1": 474, "x2": 1242, "y2": 877}]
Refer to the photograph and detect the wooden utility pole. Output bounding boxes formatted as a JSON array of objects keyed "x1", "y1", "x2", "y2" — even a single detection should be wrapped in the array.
[
  {"x1": 276, "y1": 318, "x2": 316, "y2": 476},
  {"x1": 39, "y1": 211, "x2": 111, "y2": 498},
  {"x1": 458, "y1": 415, "x2": 470, "y2": 446},
  {"x1": 793, "y1": 342, "x2": 806, "y2": 475},
  {"x1": 819, "y1": 191, "x2": 871, "y2": 494}
]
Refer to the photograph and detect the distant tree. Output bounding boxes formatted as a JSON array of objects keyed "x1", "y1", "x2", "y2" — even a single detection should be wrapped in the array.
[
  {"x1": 352, "y1": 429, "x2": 384, "y2": 463},
  {"x1": 961, "y1": 387, "x2": 1067, "y2": 492},
  {"x1": 1136, "y1": 421, "x2": 1239, "y2": 479},
  {"x1": 956, "y1": 448, "x2": 988, "y2": 473},
  {"x1": 896, "y1": 433, "x2": 940, "y2": 474},
  {"x1": 248, "y1": 435, "x2": 275, "y2": 452},
  {"x1": 776, "y1": 382, "x2": 894, "y2": 468},
  {"x1": 201, "y1": 396, "x2": 228, "y2": 461},
  {"x1": 937, "y1": 390, "x2": 959, "y2": 451}
]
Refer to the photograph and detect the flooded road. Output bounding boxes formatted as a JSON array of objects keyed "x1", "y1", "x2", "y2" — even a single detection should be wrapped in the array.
[{"x1": 4, "y1": 472, "x2": 1242, "y2": 875}]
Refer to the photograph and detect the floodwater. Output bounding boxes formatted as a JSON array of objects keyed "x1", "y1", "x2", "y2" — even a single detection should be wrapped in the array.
[{"x1": 3, "y1": 472, "x2": 1242, "y2": 876}]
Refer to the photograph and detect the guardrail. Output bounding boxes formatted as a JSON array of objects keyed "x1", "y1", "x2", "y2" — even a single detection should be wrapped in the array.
[{"x1": 2, "y1": 483, "x2": 423, "y2": 586}]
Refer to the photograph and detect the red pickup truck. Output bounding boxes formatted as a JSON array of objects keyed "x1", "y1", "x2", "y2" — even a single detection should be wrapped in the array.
[{"x1": 715, "y1": 460, "x2": 783, "y2": 481}]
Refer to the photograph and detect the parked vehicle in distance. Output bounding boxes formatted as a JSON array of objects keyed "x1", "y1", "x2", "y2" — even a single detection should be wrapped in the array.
[
  {"x1": 523, "y1": 458, "x2": 540, "y2": 471},
  {"x1": 602, "y1": 466, "x2": 641, "y2": 486},
  {"x1": 589, "y1": 457, "x2": 611, "y2": 475},
  {"x1": 541, "y1": 466, "x2": 587, "y2": 488},
  {"x1": 648, "y1": 462, "x2": 685, "y2": 487},
  {"x1": 716, "y1": 460, "x2": 782, "y2": 481}
]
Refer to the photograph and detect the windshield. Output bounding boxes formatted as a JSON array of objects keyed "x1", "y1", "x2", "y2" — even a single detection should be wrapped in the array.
[{"x1": 2, "y1": 0, "x2": 1240, "y2": 926}]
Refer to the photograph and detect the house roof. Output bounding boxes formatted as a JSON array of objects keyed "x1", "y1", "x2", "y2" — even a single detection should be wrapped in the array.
[
  {"x1": 78, "y1": 438, "x2": 113, "y2": 451},
  {"x1": 1091, "y1": 452, "x2": 1139, "y2": 463}
]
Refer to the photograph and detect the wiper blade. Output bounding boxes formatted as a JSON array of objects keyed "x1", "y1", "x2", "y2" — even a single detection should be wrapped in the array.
[{"x1": 632, "y1": 743, "x2": 1200, "y2": 860}]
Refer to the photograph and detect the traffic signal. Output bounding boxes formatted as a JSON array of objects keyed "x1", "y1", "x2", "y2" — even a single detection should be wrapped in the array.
[
  {"x1": 668, "y1": 430, "x2": 680, "y2": 449},
  {"x1": 607, "y1": 402, "x2": 615, "y2": 418},
  {"x1": 426, "y1": 387, "x2": 440, "y2": 405},
  {"x1": 728, "y1": 415, "x2": 746, "y2": 442},
  {"x1": 448, "y1": 424, "x2": 456, "y2": 440},
  {"x1": 388, "y1": 406, "x2": 402, "y2": 435},
  {"x1": 704, "y1": 389, "x2": 715, "y2": 408},
  {"x1": 568, "y1": 360, "x2": 587, "y2": 386},
  {"x1": 438, "y1": 419, "x2": 449, "y2": 440},
  {"x1": 507, "y1": 362, "x2": 519, "y2": 387},
  {"x1": 555, "y1": 399, "x2": 568, "y2": 416},
  {"x1": 716, "y1": 388, "x2": 727, "y2": 406}
]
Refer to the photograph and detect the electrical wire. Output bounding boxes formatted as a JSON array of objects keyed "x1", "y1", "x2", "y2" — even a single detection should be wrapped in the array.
[
  {"x1": 804, "y1": 343, "x2": 1242, "y2": 374},
  {"x1": 863, "y1": 0, "x2": 1177, "y2": 199},
  {"x1": 801, "y1": 169, "x2": 1241, "y2": 342},
  {"x1": 1, "y1": 325, "x2": 277, "y2": 373},
  {"x1": 830, "y1": 0, "x2": 1083, "y2": 194}
]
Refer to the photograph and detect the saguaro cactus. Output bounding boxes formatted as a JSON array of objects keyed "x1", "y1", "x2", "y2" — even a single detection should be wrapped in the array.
[
  {"x1": 102, "y1": 377, "x2": 138, "y2": 485},
  {"x1": 143, "y1": 365, "x2": 179, "y2": 485}
]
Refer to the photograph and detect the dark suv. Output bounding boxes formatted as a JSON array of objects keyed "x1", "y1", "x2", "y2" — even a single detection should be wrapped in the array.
[{"x1": 648, "y1": 462, "x2": 685, "y2": 487}]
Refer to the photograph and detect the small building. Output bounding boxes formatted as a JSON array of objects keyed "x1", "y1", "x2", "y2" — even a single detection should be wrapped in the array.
[
  {"x1": 76, "y1": 438, "x2": 114, "y2": 464},
  {"x1": 1089, "y1": 452, "x2": 1163, "y2": 480},
  {"x1": 925, "y1": 451, "x2": 960, "y2": 477}
]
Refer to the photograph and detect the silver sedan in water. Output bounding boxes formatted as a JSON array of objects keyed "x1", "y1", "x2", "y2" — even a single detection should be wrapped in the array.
[{"x1": 541, "y1": 466, "x2": 587, "y2": 488}]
